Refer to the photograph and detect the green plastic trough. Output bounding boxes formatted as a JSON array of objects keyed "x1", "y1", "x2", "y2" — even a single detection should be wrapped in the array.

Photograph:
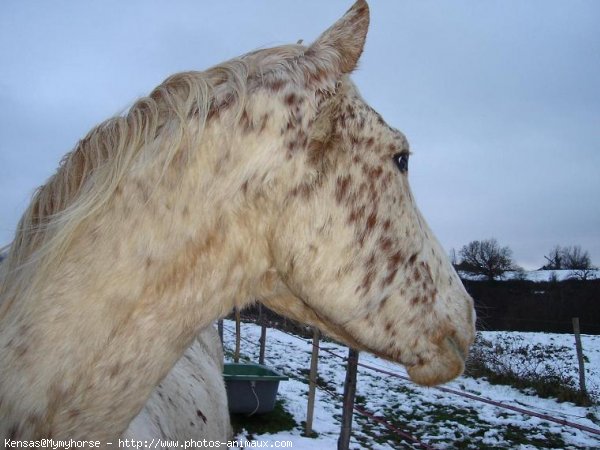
[{"x1": 223, "y1": 363, "x2": 288, "y2": 414}]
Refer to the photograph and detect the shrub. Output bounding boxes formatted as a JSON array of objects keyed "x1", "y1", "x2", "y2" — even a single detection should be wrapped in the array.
[{"x1": 465, "y1": 334, "x2": 596, "y2": 406}]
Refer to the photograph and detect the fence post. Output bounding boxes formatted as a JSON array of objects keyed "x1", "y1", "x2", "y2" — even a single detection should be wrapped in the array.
[
  {"x1": 217, "y1": 319, "x2": 224, "y2": 345},
  {"x1": 258, "y1": 304, "x2": 267, "y2": 365},
  {"x1": 572, "y1": 317, "x2": 587, "y2": 397},
  {"x1": 234, "y1": 307, "x2": 241, "y2": 363},
  {"x1": 305, "y1": 328, "x2": 320, "y2": 437},
  {"x1": 338, "y1": 348, "x2": 359, "y2": 450}
]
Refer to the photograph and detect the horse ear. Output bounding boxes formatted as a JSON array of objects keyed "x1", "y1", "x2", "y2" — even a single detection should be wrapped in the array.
[{"x1": 303, "y1": 0, "x2": 370, "y2": 84}]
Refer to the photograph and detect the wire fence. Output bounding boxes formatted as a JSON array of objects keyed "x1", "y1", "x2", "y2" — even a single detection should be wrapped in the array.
[
  {"x1": 271, "y1": 323, "x2": 600, "y2": 435},
  {"x1": 222, "y1": 323, "x2": 432, "y2": 448},
  {"x1": 222, "y1": 318, "x2": 600, "y2": 448}
]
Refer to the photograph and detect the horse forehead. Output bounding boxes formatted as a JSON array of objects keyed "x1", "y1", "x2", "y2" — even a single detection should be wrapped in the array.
[{"x1": 342, "y1": 84, "x2": 409, "y2": 149}]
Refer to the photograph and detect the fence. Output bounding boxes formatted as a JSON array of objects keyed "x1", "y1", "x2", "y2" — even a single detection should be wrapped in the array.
[
  {"x1": 221, "y1": 320, "x2": 433, "y2": 449},
  {"x1": 465, "y1": 278, "x2": 600, "y2": 334},
  {"x1": 221, "y1": 313, "x2": 600, "y2": 449}
]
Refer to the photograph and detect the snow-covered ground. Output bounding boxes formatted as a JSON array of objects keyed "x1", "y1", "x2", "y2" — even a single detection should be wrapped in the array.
[
  {"x1": 223, "y1": 320, "x2": 600, "y2": 449},
  {"x1": 459, "y1": 269, "x2": 599, "y2": 282},
  {"x1": 479, "y1": 331, "x2": 600, "y2": 400}
]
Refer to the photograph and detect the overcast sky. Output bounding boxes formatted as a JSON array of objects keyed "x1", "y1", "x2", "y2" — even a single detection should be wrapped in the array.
[{"x1": 1, "y1": 1, "x2": 598, "y2": 270}]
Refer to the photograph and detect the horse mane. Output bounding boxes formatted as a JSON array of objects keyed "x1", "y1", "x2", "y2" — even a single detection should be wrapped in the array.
[{"x1": 0, "y1": 44, "x2": 307, "y2": 304}]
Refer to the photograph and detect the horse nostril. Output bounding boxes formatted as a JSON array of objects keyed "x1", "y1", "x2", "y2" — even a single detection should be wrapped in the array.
[{"x1": 445, "y1": 335, "x2": 467, "y2": 362}]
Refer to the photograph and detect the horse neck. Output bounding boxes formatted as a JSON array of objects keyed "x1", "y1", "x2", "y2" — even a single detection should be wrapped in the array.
[{"x1": 0, "y1": 129, "x2": 274, "y2": 439}]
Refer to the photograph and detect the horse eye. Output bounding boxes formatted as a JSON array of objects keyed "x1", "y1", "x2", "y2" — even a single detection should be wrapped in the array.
[{"x1": 393, "y1": 153, "x2": 409, "y2": 173}]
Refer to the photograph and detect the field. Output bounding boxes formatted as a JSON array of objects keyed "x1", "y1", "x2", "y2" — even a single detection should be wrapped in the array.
[{"x1": 223, "y1": 320, "x2": 600, "y2": 449}]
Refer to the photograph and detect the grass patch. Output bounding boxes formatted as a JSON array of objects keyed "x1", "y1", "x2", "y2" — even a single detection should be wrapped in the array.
[
  {"x1": 501, "y1": 424, "x2": 566, "y2": 449},
  {"x1": 368, "y1": 398, "x2": 575, "y2": 449},
  {"x1": 231, "y1": 399, "x2": 297, "y2": 437},
  {"x1": 299, "y1": 421, "x2": 319, "y2": 438},
  {"x1": 362, "y1": 401, "x2": 483, "y2": 448}
]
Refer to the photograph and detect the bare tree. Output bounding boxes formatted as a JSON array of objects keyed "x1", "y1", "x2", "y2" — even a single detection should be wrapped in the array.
[
  {"x1": 543, "y1": 245, "x2": 594, "y2": 274},
  {"x1": 570, "y1": 268, "x2": 597, "y2": 281},
  {"x1": 561, "y1": 245, "x2": 592, "y2": 270},
  {"x1": 543, "y1": 245, "x2": 563, "y2": 270},
  {"x1": 459, "y1": 238, "x2": 514, "y2": 280},
  {"x1": 564, "y1": 246, "x2": 596, "y2": 280}
]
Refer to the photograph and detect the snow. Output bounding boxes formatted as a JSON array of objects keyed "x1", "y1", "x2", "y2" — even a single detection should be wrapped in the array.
[
  {"x1": 480, "y1": 331, "x2": 600, "y2": 399},
  {"x1": 458, "y1": 269, "x2": 599, "y2": 282},
  {"x1": 223, "y1": 320, "x2": 600, "y2": 449}
]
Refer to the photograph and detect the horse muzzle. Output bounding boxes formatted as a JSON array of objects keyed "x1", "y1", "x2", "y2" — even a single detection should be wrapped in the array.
[{"x1": 406, "y1": 334, "x2": 470, "y2": 386}]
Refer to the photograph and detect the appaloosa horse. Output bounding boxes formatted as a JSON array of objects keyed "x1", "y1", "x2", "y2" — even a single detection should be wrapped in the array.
[
  {"x1": 0, "y1": 0, "x2": 474, "y2": 444},
  {"x1": 124, "y1": 326, "x2": 231, "y2": 442}
]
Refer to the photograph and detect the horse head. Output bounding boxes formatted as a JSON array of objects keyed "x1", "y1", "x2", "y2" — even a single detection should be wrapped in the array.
[{"x1": 214, "y1": 1, "x2": 476, "y2": 386}]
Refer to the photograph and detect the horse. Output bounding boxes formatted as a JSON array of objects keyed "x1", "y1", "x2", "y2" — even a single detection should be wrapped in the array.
[
  {"x1": 124, "y1": 326, "x2": 231, "y2": 442},
  {"x1": 0, "y1": 0, "x2": 475, "y2": 443}
]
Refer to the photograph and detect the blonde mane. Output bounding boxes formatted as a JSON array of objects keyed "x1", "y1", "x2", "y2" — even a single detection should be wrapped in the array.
[{"x1": 0, "y1": 44, "x2": 306, "y2": 310}]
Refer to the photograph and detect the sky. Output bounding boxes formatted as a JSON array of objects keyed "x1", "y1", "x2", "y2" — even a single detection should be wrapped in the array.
[{"x1": 1, "y1": 1, "x2": 598, "y2": 270}]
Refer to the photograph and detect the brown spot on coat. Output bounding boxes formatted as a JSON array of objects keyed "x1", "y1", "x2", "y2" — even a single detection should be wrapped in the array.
[
  {"x1": 360, "y1": 270, "x2": 375, "y2": 293},
  {"x1": 366, "y1": 212, "x2": 377, "y2": 231},
  {"x1": 259, "y1": 113, "x2": 269, "y2": 133},
  {"x1": 382, "y1": 267, "x2": 398, "y2": 287},
  {"x1": 388, "y1": 250, "x2": 404, "y2": 268},
  {"x1": 379, "y1": 296, "x2": 389, "y2": 310},
  {"x1": 16, "y1": 343, "x2": 28, "y2": 357},
  {"x1": 379, "y1": 236, "x2": 393, "y2": 252},
  {"x1": 381, "y1": 173, "x2": 393, "y2": 189},
  {"x1": 284, "y1": 93, "x2": 297, "y2": 106},
  {"x1": 413, "y1": 269, "x2": 422, "y2": 282},
  {"x1": 196, "y1": 409, "x2": 207, "y2": 423},
  {"x1": 347, "y1": 205, "x2": 366, "y2": 224},
  {"x1": 290, "y1": 183, "x2": 312, "y2": 199},
  {"x1": 366, "y1": 252, "x2": 376, "y2": 269},
  {"x1": 264, "y1": 79, "x2": 286, "y2": 92},
  {"x1": 408, "y1": 253, "x2": 418, "y2": 266},
  {"x1": 370, "y1": 166, "x2": 383, "y2": 179},
  {"x1": 335, "y1": 175, "x2": 351, "y2": 203}
]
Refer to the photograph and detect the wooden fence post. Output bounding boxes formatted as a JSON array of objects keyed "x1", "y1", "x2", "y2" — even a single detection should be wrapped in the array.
[
  {"x1": 572, "y1": 317, "x2": 587, "y2": 397},
  {"x1": 217, "y1": 319, "x2": 224, "y2": 345},
  {"x1": 259, "y1": 304, "x2": 267, "y2": 365},
  {"x1": 234, "y1": 308, "x2": 241, "y2": 363},
  {"x1": 338, "y1": 348, "x2": 359, "y2": 450},
  {"x1": 305, "y1": 328, "x2": 320, "y2": 437}
]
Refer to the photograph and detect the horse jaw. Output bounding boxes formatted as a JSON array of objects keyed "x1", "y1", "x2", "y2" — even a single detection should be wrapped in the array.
[{"x1": 262, "y1": 288, "x2": 471, "y2": 387}]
